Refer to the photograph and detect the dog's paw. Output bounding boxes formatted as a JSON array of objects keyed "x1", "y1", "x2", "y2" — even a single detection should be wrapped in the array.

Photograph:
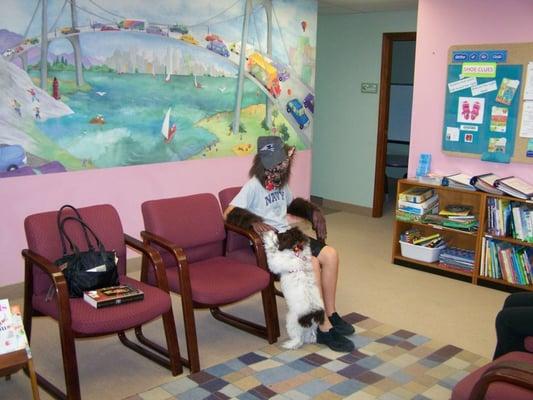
[
  {"x1": 282, "y1": 338, "x2": 303, "y2": 350},
  {"x1": 303, "y1": 328, "x2": 317, "y2": 344}
]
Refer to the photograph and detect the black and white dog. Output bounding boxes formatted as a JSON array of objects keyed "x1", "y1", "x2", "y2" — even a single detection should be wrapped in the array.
[{"x1": 262, "y1": 228, "x2": 325, "y2": 349}]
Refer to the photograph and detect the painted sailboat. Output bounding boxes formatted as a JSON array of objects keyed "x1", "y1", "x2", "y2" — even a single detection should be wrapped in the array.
[
  {"x1": 161, "y1": 108, "x2": 176, "y2": 143},
  {"x1": 165, "y1": 48, "x2": 172, "y2": 82},
  {"x1": 193, "y1": 74, "x2": 202, "y2": 89}
]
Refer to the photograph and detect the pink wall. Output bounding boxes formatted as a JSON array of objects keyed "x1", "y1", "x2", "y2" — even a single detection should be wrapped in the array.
[
  {"x1": 409, "y1": 0, "x2": 533, "y2": 178},
  {"x1": 0, "y1": 151, "x2": 311, "y2": 286}
]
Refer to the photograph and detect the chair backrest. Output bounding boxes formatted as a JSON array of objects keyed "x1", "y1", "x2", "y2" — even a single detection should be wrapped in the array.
[
  {"x1": 142, "y1": 193, "x2": 226, "y2": 264},
  {"x1": 218, "y1": 186, "x2": 252, "y2": 252},
  {"x1": 24, "y1": 204, "x2": 127, "y2": 295}
]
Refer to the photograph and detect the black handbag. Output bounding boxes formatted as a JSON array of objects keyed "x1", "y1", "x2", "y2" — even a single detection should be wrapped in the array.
[{"x1": 54, "y1": 205, "x2": 119, "y2": 298}]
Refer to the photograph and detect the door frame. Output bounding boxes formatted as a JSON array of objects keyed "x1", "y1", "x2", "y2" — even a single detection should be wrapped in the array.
[{"x1": 372, "y1": 31, "x2": 416, "y2": 217}]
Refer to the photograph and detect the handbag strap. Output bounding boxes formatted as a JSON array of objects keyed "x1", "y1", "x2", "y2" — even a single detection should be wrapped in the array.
[
  {"x1": 57, "y1": 205, "x2": 92, "y2": 254},
  {"x1": 59, "y1": 216, "x2": 107, "y2": 256}
]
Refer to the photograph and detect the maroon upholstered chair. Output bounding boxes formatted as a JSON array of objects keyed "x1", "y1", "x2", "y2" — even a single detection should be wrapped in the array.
[
  {"x1": 218, "y1": 186, "x2": 284, "y2": 300},
  {"x1": 141, "y1": 193, "x2": 279, "y2": 373},
  {"x1": 23, "y1": 204, "x2": 181, "y2": 400},
  {"x1": 451, "y1": 340, "x2": 533, "y2": 400}
]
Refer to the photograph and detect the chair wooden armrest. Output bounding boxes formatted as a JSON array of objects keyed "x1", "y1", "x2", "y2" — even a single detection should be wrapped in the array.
[
  {"x1": 140, "y1": 230, "x2": 192, "y2": 294},
  {"x1": 124, "y1": 233, "x2": 170, "y2": 292},
  {"x1": 224, "y1": 222, "x2": 269, "y2": 271},
  {"x1": 21, "y1": 249, "x2": 69, "y2": 300},
  {"x1": 21, "y1": 249, "x2": 72, "y2": 330},
  {"x1": 470, "y1": 360, "x2": 533, "y2": 400}
]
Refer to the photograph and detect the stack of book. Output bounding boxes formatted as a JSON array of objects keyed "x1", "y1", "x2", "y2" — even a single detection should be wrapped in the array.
[
  {"x1": 396, "y1": 187, "x2": 438, "y2": 222},
  {"x1": 487, "y1": 198, "x2": 533, "y2": 242},
  {"x1": 438, "y1": 247, "x2": 475, "y2": 273},
  {"x1": 422, "y1": 204, "x2": 479, "y2": 232},
  {"x1": 480, "y1": 238, "x2": 533, "y2": 285},
  {"x1": 400, "y1": 229, "x2": 444, "y2": 248}
]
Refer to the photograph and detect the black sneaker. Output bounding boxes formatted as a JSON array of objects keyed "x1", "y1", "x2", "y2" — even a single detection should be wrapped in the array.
[
  {"x1": 316, "y1": 327, "x2": 355, "y2": 352},
  {"x1": 329, "y1": 312, "x2": 355, "y2": 336}
]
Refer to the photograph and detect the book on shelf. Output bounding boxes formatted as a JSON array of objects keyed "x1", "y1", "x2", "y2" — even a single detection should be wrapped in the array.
[
  {"x1": 439, "y1": 204, "x2": 473, "y2": 217},
  {"x1": 0, "y1": 299, "x2": 30, "y2": 356},
  {"x1": 480, "y1": 237, "x2": 533, "y2": 285},
  {"x1": 469, "y1": 173, "x2": 504, "y2": 195},
  {"x1": 442, "y1": 173, "x2": 476, "y2": 191},
  {"x1": 494, "y1": 176, "x2": 533, "y2": 200},
  {"x1": 397, "y1": 194, "x2": 439, "y2": 215},
  {"x1": 416, "y1": 173, "x2": 444, "y2": 186},
  {"x1": 83, "y1": 285, "x2": 144, "y2": 309},
  {"x1": 398, "y1": 187, "x2": 435, "y2": 203},
  {"x1": 487, "y1": 198, "x2": 533, "y2": 242}
]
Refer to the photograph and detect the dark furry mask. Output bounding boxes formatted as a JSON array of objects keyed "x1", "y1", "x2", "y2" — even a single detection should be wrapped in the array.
[
  {"x1": 276, "y1": 227, "x2": 309, "y2": 252},
  {"x1": 249, "y1": 144, "x2": 294, "y2": 189}
]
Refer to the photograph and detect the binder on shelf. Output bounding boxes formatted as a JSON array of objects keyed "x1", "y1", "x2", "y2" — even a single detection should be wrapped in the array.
[
  {"x1": 470, "y1": 173, "x2": 504, "y2": 195},
  {"x1": 494, "y1": 176, "x2": 533, "y2": 200},
  {"x1": 442, "y1": 173, "x2": 476, "y2": 191}
]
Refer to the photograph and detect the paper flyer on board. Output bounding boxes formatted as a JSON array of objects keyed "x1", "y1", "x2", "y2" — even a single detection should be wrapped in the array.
[{"x1": 520, "y1": 101, "x2": 533, "y2": 138}]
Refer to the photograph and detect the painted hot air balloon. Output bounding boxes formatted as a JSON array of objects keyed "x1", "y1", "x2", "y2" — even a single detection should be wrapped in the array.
[{"x1": 301, "y1": 20, "x2": 307, "y2": 32}]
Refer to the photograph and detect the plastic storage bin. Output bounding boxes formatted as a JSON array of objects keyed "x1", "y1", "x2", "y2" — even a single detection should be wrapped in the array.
[{"x1": 399, "y1": 241, "x2": 445, "y2": 263}]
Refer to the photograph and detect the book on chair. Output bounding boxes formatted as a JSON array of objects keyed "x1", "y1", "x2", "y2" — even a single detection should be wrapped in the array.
[{"x1": 83, "y1": 285, "x2": 144, "y2": 309}]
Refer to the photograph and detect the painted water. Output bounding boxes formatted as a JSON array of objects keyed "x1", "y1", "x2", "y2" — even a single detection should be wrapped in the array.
[{"x1": 34, "y1": 71, "x2": 266, "y2": 167}]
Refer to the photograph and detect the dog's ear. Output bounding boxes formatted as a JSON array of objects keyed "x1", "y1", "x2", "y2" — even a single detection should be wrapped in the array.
[{"x1": 277, "y1": 228, "x2": 309, "y2": 251}]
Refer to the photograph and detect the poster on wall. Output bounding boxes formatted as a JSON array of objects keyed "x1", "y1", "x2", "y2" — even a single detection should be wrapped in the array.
[
  {"x1": 442, "y1": 59, "x2": 522, "y2": 163},
  {"x1": 0, "y1": 0, "x2": 317, "y2": 178}
]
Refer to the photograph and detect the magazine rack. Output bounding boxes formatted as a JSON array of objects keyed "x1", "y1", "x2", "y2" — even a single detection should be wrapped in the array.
[{"x1": 0, "y1": 339, "x2": 40, "y2": 399}]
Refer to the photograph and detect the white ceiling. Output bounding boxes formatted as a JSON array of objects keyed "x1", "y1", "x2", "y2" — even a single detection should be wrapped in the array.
[{"x1": 318, "y1": 0, "x2": 418, "y2": 15}]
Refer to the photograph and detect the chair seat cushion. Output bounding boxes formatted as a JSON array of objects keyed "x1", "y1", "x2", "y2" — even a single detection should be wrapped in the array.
[
  {"x1": 451, "y1": 351, "x2": 533, "y2": 400},
  {"x1": 33, "y1": 276, "x2": 172, "y2": 335},
  {"x1": 164, "y1": 256, "x2": 270, "y2": 305}
]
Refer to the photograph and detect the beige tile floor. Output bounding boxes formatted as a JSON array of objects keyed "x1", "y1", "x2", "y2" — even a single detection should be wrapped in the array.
[{"x1": 0, "y1": 201, "x2": 508, "y2": 399}]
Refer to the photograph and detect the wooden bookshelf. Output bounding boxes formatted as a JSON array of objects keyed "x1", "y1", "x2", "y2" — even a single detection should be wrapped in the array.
[{"x1": 392, "y1": 179, "x2": 533, "y2": 292}]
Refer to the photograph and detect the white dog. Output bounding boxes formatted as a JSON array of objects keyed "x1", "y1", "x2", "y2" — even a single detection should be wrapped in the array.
[{"x1": 262, "y1": 228, "x2": 325, "y2": 349}]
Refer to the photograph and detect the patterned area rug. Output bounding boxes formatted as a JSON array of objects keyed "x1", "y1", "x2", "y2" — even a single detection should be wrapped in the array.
[{"x1": 129, "y1": 313, "x2": 488, "y2": 400}]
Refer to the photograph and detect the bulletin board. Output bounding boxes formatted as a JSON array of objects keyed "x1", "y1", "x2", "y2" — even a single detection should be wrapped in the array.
[{"x1": 442, "y1": 43, "x2": 533, "y2": 164}]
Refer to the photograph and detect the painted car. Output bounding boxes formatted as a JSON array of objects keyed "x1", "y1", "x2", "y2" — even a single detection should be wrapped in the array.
[
  {"x1": 273, "y1": 62, "x2": 290, "y2": 81},
  {"x1": 207, "y1": 40, "x2": 229, "y2": 57},
  {"x1": 2, "y1": 48, "x2": 15, "y2": 57},
  {"x1": 286, "y1": 99, "x2": 310, "y2": 129},
  {"x1": 229, "y1": 41, "x2": 254, "y2": 59},
  {"x1": 205, "y1": 34, "x2": 222, "y2": 42},
  {"x1": 60, "y1": 27, "x2": 80, "y2": 35},
  {"x1": 303, "y1": 93, "x2": 314, "y2": 114},
  {"x1": 0, "y1": 144, "x2": 27, "y2": 172},
  {"x1": 147, "y1": 25, "x2": 168, "y2": 36},
  {"x1": 90, "y1": 21, "x2": 105, "y2": 29},
  {"x1": 170, "y1": 24, "x2": 188, "y2": 34},
  {"x1": 180, "y1": 34, "x2": 199, "y2": 45},
  {"x1": 0, "y1": 160, "x2": 66, "y2": 178},
  {"x1": 101, "y1": 25, "x2": 119, "y2": 31}
]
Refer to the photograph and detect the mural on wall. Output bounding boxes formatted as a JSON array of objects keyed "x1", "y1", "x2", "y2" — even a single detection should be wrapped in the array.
[{"x1": 0, "y1": 0, "x2": 317, "y2": 178}]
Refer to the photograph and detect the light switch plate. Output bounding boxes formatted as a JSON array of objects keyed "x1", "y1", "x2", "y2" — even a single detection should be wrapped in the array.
[{"x1": 361, "y1": 82, "x2": 378, "y2": 93}]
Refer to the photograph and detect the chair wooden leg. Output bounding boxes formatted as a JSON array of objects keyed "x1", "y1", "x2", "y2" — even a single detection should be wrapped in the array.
[
  {"x1": 130, "y1": 311, "x2": 183, "y2": 376},
  {"x1": 180, "y1": 297, "x2": 201, "y2": 373},
  {"x1": 261, "y1": 284, "x2": 279, "y2": 343},
  {"x1": 57, "y1": 318, "x2": 81, "y2": 400},
  {"x1": 210, "y1": 306, "x2": 274, "y2": 341}
]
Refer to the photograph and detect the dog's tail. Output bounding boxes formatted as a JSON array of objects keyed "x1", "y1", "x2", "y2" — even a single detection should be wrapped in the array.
[{"x1": 298, "y1": 309, "x2": 325, "y2": 327}]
